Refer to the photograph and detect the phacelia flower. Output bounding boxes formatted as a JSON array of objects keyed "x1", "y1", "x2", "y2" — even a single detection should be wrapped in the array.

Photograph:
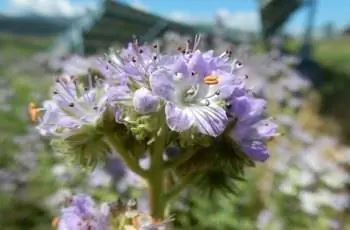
[
  {"x1": 56, "y1": 194, "x2": 109, "y2": 230},
  {"x1": 36, "y1": 74, "x2": 108, "y2": 137}
]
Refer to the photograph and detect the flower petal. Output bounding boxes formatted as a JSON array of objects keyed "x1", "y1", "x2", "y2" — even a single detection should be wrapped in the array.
[
  {"x1": 165, "y1": 102, "x2": 193, "y2": 132},
  {"x1": 242, "y1": 141, "x2": 270, "y2": 161},
  {"x1": 188, "y1": 50, "x2": 209, "y2": 77},
  {"x1": 150, "y1": 69, "x2": 175, "y2": 101},
  {"x1": 190, "y1": 105, "x2": 228, "y2": 137}
]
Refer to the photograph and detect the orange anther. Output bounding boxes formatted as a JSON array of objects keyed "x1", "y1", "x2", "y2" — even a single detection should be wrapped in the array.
[
  {"x1": 52, "y1": 217, "x2": 59, "y2": 228},
  {"x1": 203, "y1": 75, "x2": 219, "y2": 85},
  {"x1": 28, "y1": 102, "x2": 39, "y2": 122}
]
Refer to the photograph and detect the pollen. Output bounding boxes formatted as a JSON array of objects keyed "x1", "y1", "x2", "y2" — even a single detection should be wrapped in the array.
[
  {"x1": 28, "y1": 102, "x2": 39, "y2": 122},
  {"x1": 203, "y1": 75, "x2": 219, "y2": 85},
  {"x1": 51, "y1": 217, "x2": 59, "y2": 228}
]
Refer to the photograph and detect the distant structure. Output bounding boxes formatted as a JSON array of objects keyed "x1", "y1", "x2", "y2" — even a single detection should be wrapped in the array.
[
  {"x1": 258, "y1": 0, "x2": 316, "y2": 42},
  {"x1": 51, "y1": 0, "x2": 241, "y2": 56},
  {"x1": 343, "y1": 26, "x2": 350, "y2": 36},
  {"x1": 50, "y1": 0, "x2": 315, "y2": 56}
]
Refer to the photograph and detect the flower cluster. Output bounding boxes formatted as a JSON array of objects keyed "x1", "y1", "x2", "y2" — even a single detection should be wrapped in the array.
[
  {"x1": 54, "y1": 193, "x2": 172, "y2": 230},
  {"x1": 36, "y1": 36, "x2": 278, "y2": 163}
]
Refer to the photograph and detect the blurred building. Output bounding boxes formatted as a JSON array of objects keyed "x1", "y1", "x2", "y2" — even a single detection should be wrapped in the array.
[
  {"x1": 50, "y1": 0, "x2": 242, "y2": 56},
  {"x1": 343, "y1": 25, "x2": 350, "y2": 36}
]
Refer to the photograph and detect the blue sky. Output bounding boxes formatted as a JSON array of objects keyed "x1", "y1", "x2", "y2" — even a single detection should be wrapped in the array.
[{"x1": 0, "y1": 0, "x2": 349, "y2": 33}]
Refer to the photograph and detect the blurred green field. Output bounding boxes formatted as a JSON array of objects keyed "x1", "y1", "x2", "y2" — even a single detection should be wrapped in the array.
[
  {"x1": 0, "y1": 32, "x2": 54, "y2": 56},
  {"x1": 0, "y1": 33, "x2": 57, "y2": 230}
]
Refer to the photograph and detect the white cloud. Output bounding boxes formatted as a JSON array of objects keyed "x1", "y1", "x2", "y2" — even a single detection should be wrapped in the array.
[
  {"x1": 6, "y1": 0, "x2": 94, "y2": 17},
  {"x1": 167, "y1": 8, "x2": 260, "y2": 31},
  {"x1": 129, "y1": 0, "x2": 148, "y2": 12}
]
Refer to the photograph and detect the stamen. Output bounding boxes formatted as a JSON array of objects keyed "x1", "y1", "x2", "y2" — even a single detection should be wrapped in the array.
[
  {"x1": 203, "y1": 89, "x2": 220, "y2": 100},
  {"x1": 193, "y1": 34, "x2": 201, "y2": 51},
  {"x1": 185, "y1": 39, "x2": 191, "y2": 53},
  {"x1": 68, "y1": 102, "x2": 74, "y2": 107},
  {"x1": 203, "y1": 75, "x2": 219, "y2": 85}
]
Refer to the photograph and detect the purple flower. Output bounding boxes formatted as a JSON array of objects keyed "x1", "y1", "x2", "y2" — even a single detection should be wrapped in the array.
[
  {"x1": 36, "y1": 74, "x2": 108, "y2": 137},
  {"x1": 99, "y1": 37, "x2": 278, "y2": 160},
  {"x1": 57, "y1": 194, "x2": 109, "y2": 230},
  {"x1": 150, "y1": 51, "x2": 234, "y2": 137}
]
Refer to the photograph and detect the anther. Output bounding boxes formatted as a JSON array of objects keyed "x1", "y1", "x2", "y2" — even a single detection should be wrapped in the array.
[
  {"x1": 235, "y1": 60, "x2": 243, "y2": 68},
  {"x1": 51, "y1": 217, "x2": 59, "y2": 228},
  {"x1": 153, "y1": 55, "x2": 157, "y2": 60},
  {"x1": 28, "y1": 103, "x2": 39, "y2": 122},
  {"x1": 139, "y1": 49, "x2": 143, "y2": 53},
  {"x1": 153, "y1": 44, "x2": 158, "y2": 48},
  {"x1": 131, "y1": 57, "x2": 136, "y2": 62},
  {"x1": 53, "y1": 91, "x2": 58, "y2": 95},
  {"x1": 203, "y1": 75, "x2": 219, "y2": 85},
  {"x1": 93, "y1": 106, "x2": 98, "y2": 110},
  {"x1": 68, "y1": 102, "x2": 74, "y2": 107}
]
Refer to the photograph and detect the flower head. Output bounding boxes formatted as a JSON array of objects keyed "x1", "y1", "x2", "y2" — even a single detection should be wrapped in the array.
[
  {"x1": 98, "y1": 36, "x2": 278, "y2": 161},
  {"x1": 36, "y1": 74, "x2": 108, "y2": 137},
  {"x1": 56, "y1": 194, "x2": 109, "y2": 230}
]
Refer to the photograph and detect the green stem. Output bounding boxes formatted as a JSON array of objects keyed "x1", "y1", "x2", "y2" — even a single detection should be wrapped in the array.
[
  {"x1": 147, "y1": 127, "x2": 167, "y2": 220},
  {"x1": 105, "y1": 134, "x2": 147, "y2": 178}
]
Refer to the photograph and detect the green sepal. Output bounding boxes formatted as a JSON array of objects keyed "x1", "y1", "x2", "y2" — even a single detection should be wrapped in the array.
[
  {"x1": 175, "y1": 123, "x2": 255, "y2": 196},
  {"x1": 51, "y1": 122, "x2": 110, "y2": 169}
]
